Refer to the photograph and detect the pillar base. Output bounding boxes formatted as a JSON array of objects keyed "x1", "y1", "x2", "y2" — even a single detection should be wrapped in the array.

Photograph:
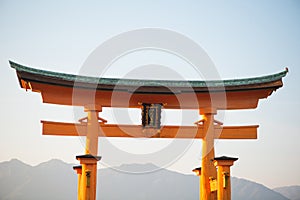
[
  {"x1": 73, "y1": 165, "x2": 82, "y2": 173},
  {"x1": 214, "y1": 156, "x2": 238, "y2": 166},
  {"x1": 76, "y1": 154, "x2": 102, "y2": 163},
  {"x1": 192, "y1": 167, "x2": 202, "y2": 176},
  {"x1": 73, "y1": 165, "x2": 82, "y2": 200},
  {"x1": 75, "y1": 154, "x2": 101, "y2": 200},
  {"x1": 214, "y1": 156, "x2": 238, "y2": 200}
]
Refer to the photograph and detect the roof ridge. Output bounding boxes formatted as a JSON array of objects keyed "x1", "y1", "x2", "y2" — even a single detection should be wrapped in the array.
[{"x1": 9, "y1": 61, "x2": 288, "y2": 87}]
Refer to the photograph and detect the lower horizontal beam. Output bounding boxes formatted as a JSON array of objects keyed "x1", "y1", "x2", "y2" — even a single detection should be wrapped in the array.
[{"x1": 42, "y1": 121, "x2": 258, "y2": 139}]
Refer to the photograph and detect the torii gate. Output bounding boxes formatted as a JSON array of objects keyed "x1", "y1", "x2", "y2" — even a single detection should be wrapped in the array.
[{"x1": 10, "y1": 61, "x2": 287, "y2": 200}]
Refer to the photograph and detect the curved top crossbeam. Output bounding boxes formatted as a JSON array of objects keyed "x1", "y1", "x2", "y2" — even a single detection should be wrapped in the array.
[{"x1": 10, "y1": 61, "x2": 287, "y2": 109}]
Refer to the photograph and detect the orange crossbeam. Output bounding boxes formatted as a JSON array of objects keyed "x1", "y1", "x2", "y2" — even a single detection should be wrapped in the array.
[{"x1": 42, "y1": 121, "x2": 258, "y2": 139}]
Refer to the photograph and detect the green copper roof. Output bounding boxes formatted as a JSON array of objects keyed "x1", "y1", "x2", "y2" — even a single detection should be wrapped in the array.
[{"x1": 9, "y1": 61, "x2": 288, "y2": 88}]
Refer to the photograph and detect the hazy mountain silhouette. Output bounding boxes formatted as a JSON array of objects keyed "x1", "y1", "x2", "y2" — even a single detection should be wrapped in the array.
[
  {"x1": 231, "y1": 177, "x2": 290, "y2": 200},
  {"x1": 0, "y1": 159, "x2": 77, "y2": 200},
  {"x1": 0, "y1": 159, "x2": 291, "y2": 200},
  {"x1": 274, "y1": 186, "x2": 300, "y2": 200},
  {"x1": 99, "y1": 163, "x2": 197, "y2": 200}
]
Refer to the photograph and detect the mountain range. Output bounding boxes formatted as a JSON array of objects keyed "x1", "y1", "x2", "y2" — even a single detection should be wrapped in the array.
[{"x1": 0, "y1": 159, "x2": 298, "y2": 200}]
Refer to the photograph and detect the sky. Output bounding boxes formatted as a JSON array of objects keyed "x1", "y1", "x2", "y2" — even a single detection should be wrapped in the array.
[{"x1": 0, "y1": 0, "x2": 300, "y2": 188}]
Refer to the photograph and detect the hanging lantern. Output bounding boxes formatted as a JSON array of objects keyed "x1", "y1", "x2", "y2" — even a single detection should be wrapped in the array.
[{"x1": 141, "y1": 103, "x2": 162, "y2": 129}]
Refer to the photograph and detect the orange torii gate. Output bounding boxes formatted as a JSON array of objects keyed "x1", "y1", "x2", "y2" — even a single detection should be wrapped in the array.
[{"x1": 10, "y1": 61, "x2": 287, "y2": 200}]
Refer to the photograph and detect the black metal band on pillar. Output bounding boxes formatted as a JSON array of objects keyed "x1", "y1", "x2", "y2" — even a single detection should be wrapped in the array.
[{"x1": 141, "y1": 103, "x2": 162, "y2": 129}]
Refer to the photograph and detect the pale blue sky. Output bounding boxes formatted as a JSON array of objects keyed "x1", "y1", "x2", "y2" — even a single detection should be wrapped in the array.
[{"x1": 0, "y1": 0, "x2": 299, "y2": 188}]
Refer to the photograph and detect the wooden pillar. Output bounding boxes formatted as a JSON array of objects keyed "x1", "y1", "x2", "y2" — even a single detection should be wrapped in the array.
[
  {"x1": 84, "y1": 105, "x2": 101, "y2": 155},
  {"x1": 78, "y1": 105, "x2": 101, "y2": 200},
  {"x1": 213, "y1": 156, "x2": 238, "y2": 200},
  {"x1": 193, "y1": 167, "x2": 202, "y2": 198},
  {"x1": 77, "y1": 155, "x2": 101, "y2": 200},
  {"x1": 73, "y1": 165, "x2": 82, "y2": 200},
  {"x1": 200, "y1": 108, "x2": 217, "y2": 200}
]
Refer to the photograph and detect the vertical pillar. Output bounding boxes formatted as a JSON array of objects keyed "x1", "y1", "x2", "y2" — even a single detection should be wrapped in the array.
[
  {"x1": 193, "y1": 167, "x2": 202, "y2": 199},
  {"x1": 213, "y1": 156, "x2": 238, "y2": 200},
  {"x1": 84, "y1": 105, "x2": 101, "y2": 155},
  {"x1": 200, "y1": 108, "x2": 217, "y2": 200},
  {"x1": 73, "y1": 165, "x2": 82, "y2": 200},
  {"x1": 77, "y1": 155, "x2": 101, "y2": 200},
  {"x1": 78, "y1": 105, "x2": 101, "y2": 200}
]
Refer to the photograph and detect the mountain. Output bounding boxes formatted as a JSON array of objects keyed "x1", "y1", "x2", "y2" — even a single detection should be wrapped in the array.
[
  {"x1": 274, "y1": 186, "x2": 300, "y2": 200},
  {"x1": 99, "y1": 163, "x2": 198, "y2": 200},
  {"x1": 0, "y1": 159, "x2": 77, "y2": 200},
  {"x1": 0, "y1": 159, "x2": 291, "y2": 200},
  {"x1": 232, "y1": 177, "x2": 289, "y2": 200}
]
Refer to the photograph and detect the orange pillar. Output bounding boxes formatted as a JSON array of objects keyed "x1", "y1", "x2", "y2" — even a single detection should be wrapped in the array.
[
  {"x1": 200, "y1": 108, "x2": 217, "y2": 200},
  {"x1": 78, "y1": 105, "x2": 101, "y2": 200},
  {"x1": 193, "y1": 167, "x2": 202, "y2": 198},
  {"x1": 77, "y1": 155, "x2": 101, "y2": 200},
  {"x1": 84, "y1": 105, "x2": 101, "y2": 155},
  {"x1": 213, "y1": 156, "x2": 238, "y2": 200},
  {"x1": 73, "y1": 165, "x2": 82, "y2": 200}
]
